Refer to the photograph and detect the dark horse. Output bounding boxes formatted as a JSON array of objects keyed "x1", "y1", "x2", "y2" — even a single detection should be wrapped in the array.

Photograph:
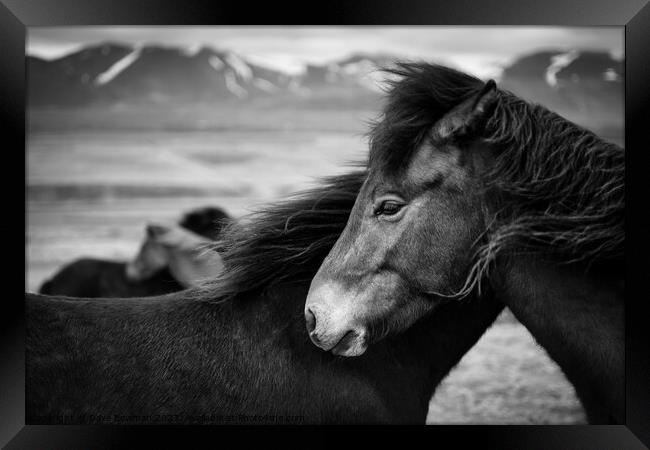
[
  {"x1": 178, "y1": 205, "x2": 231, "y2": 240},
  {"x1": 37, "y1": 206, "x2": 230, "y2": 297},
  {"x1": 26, "y1": 171, "x2": 504, "y2": 424},
  {"x1": 304, "y1": 63, "x2": 624, "y2": 424}
]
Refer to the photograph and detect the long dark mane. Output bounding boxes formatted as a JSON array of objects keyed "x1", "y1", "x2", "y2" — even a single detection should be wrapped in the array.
[
  {"x1": 196, "y1": 170, "x2": 366, "y2": 300},
  {"x1": 368, "y1": 62, "x2": 624, "y2": 296},
  {"x1": 480, "y1": 86, "x2": 624, "y2": 263}
]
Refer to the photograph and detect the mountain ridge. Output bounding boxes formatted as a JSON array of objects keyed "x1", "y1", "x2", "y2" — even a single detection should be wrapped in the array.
[{"x1": 28, "y1": 42, "x2": 623, "y2": 127}]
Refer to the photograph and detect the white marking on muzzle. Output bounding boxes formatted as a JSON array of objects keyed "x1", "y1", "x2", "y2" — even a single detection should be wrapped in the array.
[{"x1": 305, "y1": 281, "x2": 368, "y2": 356}]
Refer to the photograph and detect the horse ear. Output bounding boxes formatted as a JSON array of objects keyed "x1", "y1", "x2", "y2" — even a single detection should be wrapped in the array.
[
  {"x1": 146, "y1": 223, "x2": 170, "y2": 239},
  {"x1": 433, "y1": 79, "x2": 497, "y2": 141}
]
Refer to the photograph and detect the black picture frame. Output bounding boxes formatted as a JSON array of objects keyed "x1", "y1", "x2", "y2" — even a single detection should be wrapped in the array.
[{"x1": 5, "y1": 0, "x2": 649, "y2": 448}]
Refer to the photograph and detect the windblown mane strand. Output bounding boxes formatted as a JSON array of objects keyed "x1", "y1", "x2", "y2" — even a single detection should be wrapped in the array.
[
  {"x1": 194, "y1": 170, "x2": 366, "y2": 301},
  {"x1": 480, "y1": 91, "x2": 625, "y2": 263}
]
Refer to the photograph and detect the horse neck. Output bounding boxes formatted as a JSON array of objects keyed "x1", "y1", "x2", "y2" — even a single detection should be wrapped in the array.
[
  {"x1": 208, "y1": 284, "x2": 503, "y2": 421},
  {"x1": 388, "y1": 294, "x2": 505, "y2": 408},
  {"x1": 496, "y1": 257, "x2": 624, "y2": 422}
]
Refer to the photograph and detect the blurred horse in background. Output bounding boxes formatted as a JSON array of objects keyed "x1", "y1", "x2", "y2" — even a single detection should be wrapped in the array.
[
  {"x1": 178, "y1": 206, "x2": 231, "y2": 240},
  {"x1": 38, "y1": 206, "x2": 230, "y2": 297},
  {"x1": 126, "y1": 223, "x2": 224, "y2": 288},
  {"x1": 38, "y1": 258, "x2": 184, "y2": 298}
]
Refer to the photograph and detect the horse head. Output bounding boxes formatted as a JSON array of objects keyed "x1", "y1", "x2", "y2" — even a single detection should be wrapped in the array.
[
  {"x1": 305, "y1": 75, "x2": 498, "y2": 356},
  {"x1": 126, "y1": 222, "x2": 224, "y2": 287}
]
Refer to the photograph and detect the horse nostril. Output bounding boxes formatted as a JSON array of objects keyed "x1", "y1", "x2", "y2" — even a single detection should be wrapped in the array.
[{"x1": 305, "y1": 308, "x2": 317, "y2": 334}]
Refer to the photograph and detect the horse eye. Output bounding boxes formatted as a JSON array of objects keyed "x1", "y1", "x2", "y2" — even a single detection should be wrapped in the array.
[{"x1": 376, "y1": 200, "x2": 403, "y2": 216}]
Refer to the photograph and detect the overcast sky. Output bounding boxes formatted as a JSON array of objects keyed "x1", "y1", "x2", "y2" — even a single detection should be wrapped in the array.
[{"x1": 28, "y1": 26, "x2": 623, "y2": 78}]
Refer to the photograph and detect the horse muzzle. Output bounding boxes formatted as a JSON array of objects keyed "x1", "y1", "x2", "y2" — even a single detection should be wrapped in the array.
[{"x1": 304, "y1": 283, "x2": 369, "y2": 357}]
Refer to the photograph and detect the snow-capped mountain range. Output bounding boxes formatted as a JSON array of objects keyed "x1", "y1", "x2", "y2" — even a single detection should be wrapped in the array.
[
  {"x1": 27, "y1": 42, "x2": 622, "y2": 109},
  {"x1": 28, "y1": 43, "x2": 390, "y2": 106}
]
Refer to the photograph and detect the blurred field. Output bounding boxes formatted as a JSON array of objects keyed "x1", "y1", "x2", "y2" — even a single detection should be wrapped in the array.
[
  {"x1": 26, "y1": 105, "x2": 589, "y2": 424},
  {"x1": 428, "y1": 310, "x2": 586, "y2": 424}
]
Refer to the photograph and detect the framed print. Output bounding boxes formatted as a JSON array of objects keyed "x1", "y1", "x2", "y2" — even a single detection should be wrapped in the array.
[{"x1": 3, "y1": 0, "x2": 650, "y2": 448}]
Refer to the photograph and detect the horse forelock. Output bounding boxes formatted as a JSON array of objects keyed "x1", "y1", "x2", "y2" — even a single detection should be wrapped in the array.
[
  {"x1": 192, "y1": 170, "x2": 367, "y2": 302},
  {"x1": 367, "y1": 62, "x2": 485, "y2": 174}
]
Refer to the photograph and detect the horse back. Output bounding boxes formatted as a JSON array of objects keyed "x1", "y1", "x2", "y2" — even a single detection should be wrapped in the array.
[
  {"x1": 25, "y1": 287, "x2": 433, "y2": 424},
  {"x1": 25, "y1": 291, "x2": 209, "y2": 422}
]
